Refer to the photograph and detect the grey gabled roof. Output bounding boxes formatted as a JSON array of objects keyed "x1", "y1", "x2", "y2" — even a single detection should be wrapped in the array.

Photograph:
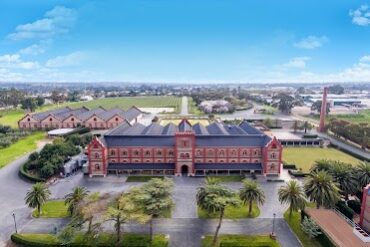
[
  {"x1": 32, "y1": 107, "x2": 72, "y2": 121},
  {"x1": 102, "y1": 119, "x2": 272, "y2": 147},
  {"x1": 124, "y1": 106, "x2": 142, "y2": 122},
  {"x1": 239, "y1": 120, "x2": 263, "y2": 134}
]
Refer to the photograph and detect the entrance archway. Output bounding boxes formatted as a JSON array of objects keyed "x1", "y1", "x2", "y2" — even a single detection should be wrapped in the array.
[{"x1": 181, "y1": 165, "x2": 189, "y2": 175}]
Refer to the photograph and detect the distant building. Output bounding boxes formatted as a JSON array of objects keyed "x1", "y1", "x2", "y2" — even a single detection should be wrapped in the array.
[
  {"x1": 18, "y1": 106, "x2": 143, "y2": 130},
  {"x1": 87, "y1": 119, "x2": 282, "y2": 177}
]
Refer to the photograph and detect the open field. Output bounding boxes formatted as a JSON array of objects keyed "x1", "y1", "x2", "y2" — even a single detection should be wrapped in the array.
[
  {"x1": 198, "y1": 202, "x2": 260, "y2": 219},
  {"x1": 201, "y1": 234, "x2": 280, "y2": 247},
  {"x1": 160, "y1": 118, "x2": 210, "y2": 126},
  {"x1": 188, "y1": 97, "x2": 203, "y2": 115},
  {"x1": 32, "y1": 200, "x2": 69, "y2": 218},
  {"x1": 0, "y1": 132, "x2": 45, "y2": 168},
  {"x1": 283, "y1": 147, "x2": 361, "y2": 171},
  {"x1": 0, "y1": 96, "x2": 182, "y2": 128},
  {"x1": 308, "y1": 109, "x2": 370, "y2": 124}
]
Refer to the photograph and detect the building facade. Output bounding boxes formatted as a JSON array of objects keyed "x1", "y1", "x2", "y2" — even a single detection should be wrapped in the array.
[
  {"x1": 18, "y1": 106, "x2": 143, "y2": 130},
  {"x1": 87, "y1": 119, "x2": 282, "y2": 177}
]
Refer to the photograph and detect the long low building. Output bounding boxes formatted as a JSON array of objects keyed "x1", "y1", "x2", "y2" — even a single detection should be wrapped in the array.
[
  {"x1": 87, "y1": 119, "x2": 282, "y2": 177},
  {"x1": 18, "y1": 106, "x2": 143, "y2": 130}
]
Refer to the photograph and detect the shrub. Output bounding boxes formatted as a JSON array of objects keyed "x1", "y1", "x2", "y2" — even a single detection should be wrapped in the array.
[
  {"x1": 302, "y1": 134, "x2": 318, "y2": 139},
  {"x1": 347, "y1": 200, "x2": 362, "y2": 214},
  {"x1": 336, "y1": 201, "x2": 354, "y2": 220},
  {"x1": 283, "y1": 163, "x2": 296, "y2": 169},
  {"x1": 19, "y1": 163, "x2": 46, "y2": 183}
]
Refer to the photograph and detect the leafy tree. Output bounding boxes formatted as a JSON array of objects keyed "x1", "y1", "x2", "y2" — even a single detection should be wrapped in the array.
[
  {"x1": 328, "y1": 84, "x2": 344, "y2": 95},
  {"x1": 25, "y1": 183, "x2": 51, "y2": 216},
  {"x1": 272, "y1": 93, "x2": 296, "y2": 114},
  {"x1": 51, "y1": 90, "x2": 66, "y2": 104},
  {"x1": 67, "y1": 91, "x2": 80, "y2": 102},
  {"x1": 105, "y1": 193, "x2": 150, "y2": 246},
  {"x1": 197, "y1": 182, "x2": 238, "y2": 247},
  {"x1": 64, "y1": 187, "x2": 89, "y2": 215},
  {"x1": 304, "y1": 170, "x2": 340, "y2": 208},
  {"x1": 356, "y1": 162, "x2": 370, "y2": 191},
  {"x1": 301, "y1": 216, "x2": 322, "y2": 239},
  {"x1": 131, "y1": 178, "x2": 174, "y2": 243},
  {"x1": 36, "y1": 96, "x2": 45, "y2": 107},
  {"x1": 239, "y1": 179, "x2": 265, "y2": 216},
  {"x1": 21, "y1": 98, "x2": 38, "y2": 112},
  {"x1": 278, "y1": 180, "x2": 306, "y2": 218},
  {"x1": 311, "y1": 100, "x2": 330, "y2": 115}
]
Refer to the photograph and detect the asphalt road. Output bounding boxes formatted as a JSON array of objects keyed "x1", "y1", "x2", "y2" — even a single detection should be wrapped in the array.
[{"x1": 181, "y1": 96, "x2": 189, "y2": 115}]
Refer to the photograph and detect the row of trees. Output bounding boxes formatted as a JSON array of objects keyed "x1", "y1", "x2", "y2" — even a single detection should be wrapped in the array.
[
  {"x1": 0, "y1": 124, "x2": 30, "y2": 148},
  {"x1": 25, "y1": 178, "x2": 174, "y2": 247},
  {"x1": 329, "y1": 118, "x2": 370, "y2": 149}
]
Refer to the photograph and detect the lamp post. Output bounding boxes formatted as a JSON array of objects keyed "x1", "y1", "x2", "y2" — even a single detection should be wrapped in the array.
[
  {"x1": 12, "y1": 213, "x2": 17, "y2": 233},
  {"x1": 270, "y1": 213, "x2": 276, "y2": 239}
]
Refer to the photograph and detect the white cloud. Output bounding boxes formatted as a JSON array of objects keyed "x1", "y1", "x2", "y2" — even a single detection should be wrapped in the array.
[
  {"x1": 360, "y1": 55, "x2": 370, "y2": 63},
  {"x1": 19, "y1": 41, "x2": 50, "y2": 55},
  {"x1": 7, "y1": 6, "x2": 77, "y2": 40},
  {"x1": 45, "y1": 51, "x2": 85, "y2": 68},
  {"x1": 294, "y1": 35, "x2": 329, "y2": 49},
  {"x1": 0, "y1": 53, "x2": 39, "y2": 70},
  {"x1": 349, "y1": 5, "x2": 370, "y2": 26},
  {"x1": 282, "y1": 57, "x2": 311, "y2": 69}
]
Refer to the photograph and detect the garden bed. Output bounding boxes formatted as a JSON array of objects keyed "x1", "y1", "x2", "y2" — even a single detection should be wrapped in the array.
[
  {"x1": 198, "y1": 202, "x2": 260, "y2": 219},
  {"x1": 201, "y1": 234, "x2": 280, "y2": 247}
]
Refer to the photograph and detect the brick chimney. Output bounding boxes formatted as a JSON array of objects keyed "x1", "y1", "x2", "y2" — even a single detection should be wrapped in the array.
[{"x1": 318, "y1": 87, "x2": 328, "y2": 133}]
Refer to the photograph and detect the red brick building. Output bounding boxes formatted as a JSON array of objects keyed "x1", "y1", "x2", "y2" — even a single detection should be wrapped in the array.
[
  {"x1": 87, "y1": 119, "x2": 282, "y2": 177},
  {"x1": 18, "y1": 106, "x2": 142, "y2": 130}
]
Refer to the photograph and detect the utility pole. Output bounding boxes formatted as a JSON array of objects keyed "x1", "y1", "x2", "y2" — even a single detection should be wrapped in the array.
[{"x1": 12, "y1": 213, "x2": 17, "y2": 233}]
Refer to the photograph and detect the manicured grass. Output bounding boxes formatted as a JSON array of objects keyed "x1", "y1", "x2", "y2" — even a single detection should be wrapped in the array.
[
  {"x1": 198, "y1": 202, "x2": 260, "y2": 219},
  {"x1": 126, "y1": 176, "x2": 164, "y2": 182},
  {"x1": 310, "y1": 109, "x2": 370, "y2": 124},
  {"x1": 0, "y1": 131, "x2": 45, "y2": 168},
  {"x1": 283, "y1": 147, "x2": 361, "y2": 171},
  {"x1": 0, "y1": 109, "x2": 24, "y2": 128},
  {"x1": 12, "y1": 233, "x2": 169, "y2": 247},
  {"x1": 32, "y1": 200, "x2": 69, "y2": 218},
  {"x1": 201, "y1": 234, "x2": 280, "y2": 247},
  {"x1": 69, "y1": 96, "x2": 182, "y2": 112},
  {"x1": 160, "y1": 118, "x2": 210, "y2": 126},
  {"x1": 188, "y1": 97, "x2": 203, "y2": 115},
  {"x1": 206, "y1": 175, "x2": 244, "y2": 183}
]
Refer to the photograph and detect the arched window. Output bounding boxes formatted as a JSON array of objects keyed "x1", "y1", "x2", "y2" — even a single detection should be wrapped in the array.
[
  {"x1": 110, "y1": 150, "x2": 116, "y2": 155},
  {"x1": 185, "y1": 153, "x2": 190, "y2": 158},
  {"x1": 95, "y1": 164, "x2": 101, "y2": 170},
  {"x1": 134, "y1": 150, "x2": 139, "y2": 156},
  {"x1": 270, "y1": 163, "x2": 275, "y2": 170},
  {"x1": 94, "y1": 152, "x2": 99, "y2": 158},
  {"x1": 197, "y1": 150, "x2": 202, "y2": 156},
  {"x1": 271, "y1": 153, "x2": 276, "y2": 159},
  {"x1": 145, "y1": 150, "x2": 150, "y2": 156},
  {"x1": 122, "y1": 151, "x2": 127, "y2": 156},
  {"x1": 242, "y1": 150, "x2": 248, "y2": 156},
  {"x1": 219, "y1": 150, "x2": 225, "y2": 157},
  {"x1": 183, "y1": 141, "x2": 188, "y2": 147},
  {"x1": 272, "y1": 144, "x2": 277, "y2": 149},
  {"x1": 231, "y1": 150, "x2": 236, "y2": 156},
  {"x1": 254, "y1": 150, "x2": 258, "y2": 155},
  {"x1": 156, "y1": 150, "x2": 162, "y2": 156},
  {"x1": 208, "y1": 150, "x2": 214, "y2": 156},
  {"x1": 168, "y1": 151, "x2": 174, "y2": 156}
]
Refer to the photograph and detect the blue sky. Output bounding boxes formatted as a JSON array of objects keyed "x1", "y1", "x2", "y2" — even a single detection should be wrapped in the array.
[{"x1": 1, "y1": 0, "x2": 370, "y2": 83}]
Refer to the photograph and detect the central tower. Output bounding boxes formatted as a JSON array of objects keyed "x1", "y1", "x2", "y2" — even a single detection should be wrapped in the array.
[{"x1": 175, "y1": 119, "x2": 195, "y2": 176}]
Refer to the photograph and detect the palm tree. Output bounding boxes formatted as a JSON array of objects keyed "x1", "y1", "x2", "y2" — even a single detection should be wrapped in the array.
[
  {"x1": 304, "y1": 170, "x2": 340, "y2": 209},
  {"x1": 197, "y1": 182, "x2": 238, "y2": 247},
  {"x1": 356, "y1": 162, "x2": 370, "y2": 191},
  {"x1": 278, "y1": 180, "x2": 306, "y2": 217},
  {"x1": 310, "y1": 159, "x2": 333, "y2": 172},
  {"x1": 329, "y1": 162, "x2": 357, "y2": 200},
  {"x1": 239, "y1": 179, "x2": 265, "y2": 216},
  {"x1": 64, "y1": 186, "x2": 89, "y2": 215},
  {"x1": 25, "y1": 182, "x2": 51, "y2": 216}
]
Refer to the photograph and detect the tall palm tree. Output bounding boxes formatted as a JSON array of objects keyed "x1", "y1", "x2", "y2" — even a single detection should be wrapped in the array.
[
  {"x1": 330, "y1": 163, "x2": 357, "y2": 200},
  {"x1": 356, "y1": 162, "x2": 370, "y2": 191},
  {"x1": 64, "y1": 186, "x2": 89, "y2": 215},
  {"x1": 25, "y1": 182, "x2": 51, "y2": 216},
  {"x1": 304, "y1": 170, "x2": 340, "y2": 209},
  {"x1": 197, "y1": 183, "x2": 238, "y2": 247},
  {"x1": 239, "y1": 179, "x2": 265, "y2": 216},
  {"x1": 278, "y1": 180, "x2": 306, "y2": 217},
  {"x1": 310, "y1": 159, "x2": 333, "y2": 172}
]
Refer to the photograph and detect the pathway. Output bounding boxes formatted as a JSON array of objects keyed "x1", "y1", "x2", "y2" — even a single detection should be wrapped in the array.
[{"x1": 180, "y1": 96, "x2": 189, "y2": 115}]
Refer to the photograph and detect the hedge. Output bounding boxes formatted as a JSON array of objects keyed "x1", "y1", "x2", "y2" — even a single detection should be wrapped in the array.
[
  {"x1": 336, "y1": 201, "x2": 354, "y2": 220},
  {"x1": 221, "y1": 242, "x2": 272, "y2": 247},
  {"x1": 347, "y1": 200, "x2": 362, "y2": 214},
  {"x1": 282, "y1": 163, "x2": 296, "y2": 169},
  {"x1": 288, "y1": 170, "x2": 309, "y2": 177},
  {"x1": 302, "y1": 134, "x2": 318, "y2": 139},
  {"x1": 19, "y1": 162, "x2": 46, "y2": 183},
  {"x1": 11, "y1": 233, "x2": 168, "y2": 247}
]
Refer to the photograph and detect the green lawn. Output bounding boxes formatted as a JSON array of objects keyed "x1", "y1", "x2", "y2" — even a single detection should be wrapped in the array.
[
  {"x1": 283, "y1": 147, "x2": 361, "y2": 171},
  {"x1": 12, "y1": 233, "x2": 168, "y2": 247},
  {"x1": 201, "y1": 234, "x2": 280, "y2": 247},
  {"x1": 198, "y1": 202, "x2": 260, "y2": 219},
  {"x1": 188, "y1": 97, "x2": 203, "y2": 115},
  {"x1": 206, "y1": 175, "x2": 244, "y2": 183},
  {"x1": 0, "y1": 132, "x2": 45, "y2": 168},
  {"x1": 126, "y1": 176, "x2": 164, "y2": 182},
  {"x1": 309, "y1": 109, "x2": 370, "y2": 125},
  {"x1": 32, "y1": 200, "x2": 70, "y2": 218}
]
